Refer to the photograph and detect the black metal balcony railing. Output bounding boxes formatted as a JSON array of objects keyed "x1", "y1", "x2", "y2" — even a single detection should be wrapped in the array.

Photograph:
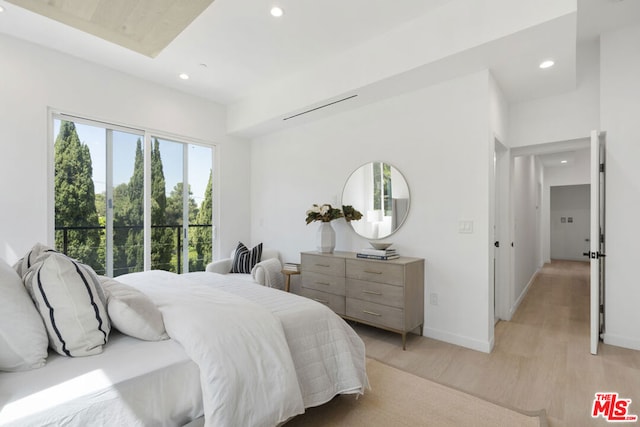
[{"x1": 55, "y1": 224, "x2": 212, "y2": 275}]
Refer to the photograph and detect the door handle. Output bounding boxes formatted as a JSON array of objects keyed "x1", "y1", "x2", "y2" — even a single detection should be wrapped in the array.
[
  {"x1": 494, "y1": 241, "x2": 500, "y2": 248},
  {"x1": 587, "y1": 252, "x2": 607, "y2": 259}
]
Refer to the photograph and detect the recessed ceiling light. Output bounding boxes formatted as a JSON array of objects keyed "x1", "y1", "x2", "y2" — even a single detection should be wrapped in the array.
[
  {"x1": 0, "y1": 5, "x2": 5, "y2": 12},
  {"x1": 539, "y1": 60, "x2": 555, "y2": 69},
  {"x1": 561, "y1": 160, "x2": 568, "y2": 164},
  {"x1": 270, "y1": 6, "x2": 284, "y2": 17},
  {"x1": 179, "y1": 73, "x2": 190, "y2": 80}
]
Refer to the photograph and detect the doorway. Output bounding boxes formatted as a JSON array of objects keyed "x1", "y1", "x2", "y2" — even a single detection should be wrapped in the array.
[
  {"x1": 550, "y1": 184, "x2": 590, "y2": 262},
  {"x1": 503, "y1": 134, "x2": 604, "y2": 354},
  {"x1": 493, "y1": 139, "x2": 510, "y2": 322}
]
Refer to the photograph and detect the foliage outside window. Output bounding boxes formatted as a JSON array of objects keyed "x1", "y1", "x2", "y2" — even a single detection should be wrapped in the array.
[
  {"x1": 372, "y1": 162, "x2": 392, "y2": 216},
  {"x1": 53, "y1": 117, "x2": 213, "y2": 276}
]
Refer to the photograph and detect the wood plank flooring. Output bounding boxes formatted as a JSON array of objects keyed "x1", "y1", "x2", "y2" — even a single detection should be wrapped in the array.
[{"x1": 353, "y1": 260, "x2": 640, "y2": 427}]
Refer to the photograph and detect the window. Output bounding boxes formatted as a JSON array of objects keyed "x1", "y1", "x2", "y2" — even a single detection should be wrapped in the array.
[
  {"x1": 372, "y1": 161, "x2": 392, "y2": 216},
  {"x1": 52, "y1": 114, "x2": 214, "y2": 276}
]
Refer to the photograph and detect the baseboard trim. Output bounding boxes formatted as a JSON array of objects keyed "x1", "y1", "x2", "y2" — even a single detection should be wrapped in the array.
[
  {"x1": 508, "y1": 267, "x2": 541, "y2": 319},
  {"x1": 603, "y1": 333, "x2": 640, "y2": 352},
  {"x1": 423, "y1": 327, "x2": 492, "y2": 353}
]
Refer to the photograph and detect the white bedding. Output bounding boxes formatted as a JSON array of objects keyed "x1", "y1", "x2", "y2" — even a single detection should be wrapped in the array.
[
  {"x1": 181, "y1": 271, "x2": 369, "y2": 408},
  {"x1": 0, "y1": 332, "x2": 202, "y2": 427},
  {"x1": 0, "y1": 270, "x2": 368, "y2": 427},
  {"x1": 117, "y1": 270, "x2": 305, "y2": 427}
]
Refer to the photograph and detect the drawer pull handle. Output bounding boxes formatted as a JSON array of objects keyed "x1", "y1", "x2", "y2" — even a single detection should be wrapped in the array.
[
  {"x1": 316, "y1": 281, "x2": 331, "y2": 286},
  {"x1": 363, "y1": 310, "x2": 381, "y2": 317},
  {"x1": 364, "y1": 270, "x2": 383, "y2": 275},
  {"x1": 363, "y1": 290, "x2": 382, "y2": 295},
  {"x1": 313, "y1": 298, "x2": 329, "y2": 304},
  {"x1": 315, "y1": 263, "x2": 331, "y2": 268}
]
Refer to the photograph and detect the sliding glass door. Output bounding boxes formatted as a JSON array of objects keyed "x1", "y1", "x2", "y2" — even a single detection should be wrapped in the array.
[{"x1": 53, "y1": 114, "x2": 214, "y2": 276}]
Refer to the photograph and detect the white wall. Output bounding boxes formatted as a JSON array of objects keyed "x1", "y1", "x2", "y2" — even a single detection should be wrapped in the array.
[
  {"x1": 511, "y1": 155, "x2": 542, "y2": 315},
  {"x1": 600, "y1": 24, "x2": 640, "y2": 350},
  {"x1": 550, "y1": 185, "x2": 590, "y2": 261},
  {"x1": 488, "y1": 73, "x2": 509, "y2": 331},
  {"x1": 250, "y1": 71, "x2": 495, "y2": 352},
  {"x1": 541, "y1": 148, "x2": 590, "y2": 263},
  {"x1": 0, "y1": 34, "x2": 251, "y2": 263},
  {"x1": 509, "y1": 41, "x2": 599, "y2": 148}
]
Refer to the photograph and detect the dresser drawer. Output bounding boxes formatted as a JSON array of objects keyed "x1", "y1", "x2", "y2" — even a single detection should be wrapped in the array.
[
  {"x1": 346, "y1": 298, "x2": 403, "y2": 331},
  {"x1": 346, "y1": 259, "x2": 404, "y2": 286},
  {"x1": 300, "y1": 288, "x2": 345, "y2": 315},
  {"x1": 302, "y1": 253, "x2": 346, "y2": 277},
  {"x1": 302, "y1": 271, "x2": 345, "y2": 296},
  {"x1": 346, "y1": 278, "x2": 403, "y2": 308}
]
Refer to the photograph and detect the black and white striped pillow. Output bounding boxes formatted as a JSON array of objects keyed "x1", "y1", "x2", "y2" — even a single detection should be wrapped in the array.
[
  {"x1": 23, "y1": 253, "x2": 110, "y2": 357},
  {"x1": 230, "y1": 242, "x2": 263, "y2": 274},
  {"x1": 13, "y1": 242, "x2": 58, "y2": 278}
]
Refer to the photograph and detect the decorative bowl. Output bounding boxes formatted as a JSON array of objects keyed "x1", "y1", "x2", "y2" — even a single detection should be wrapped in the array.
[{"x1": 369, "y1": 242, "x2": 393, "y2": 250}]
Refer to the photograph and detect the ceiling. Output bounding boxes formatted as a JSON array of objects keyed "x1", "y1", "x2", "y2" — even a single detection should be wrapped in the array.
[
  {"x1": 4, "y1": 0, "x2": 216, "y2": 58},
  {"x1": 538, "y1": 148, "x2": 589, "y2": 168},
  {"x1": 0, "y1": 0, "x2": 453, "y2": 104},
  {"x1": 0, "y1": 0, "x2": 639, "y2": 135}
]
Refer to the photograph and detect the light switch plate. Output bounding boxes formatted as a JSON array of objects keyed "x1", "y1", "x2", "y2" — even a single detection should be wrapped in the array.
[{"x1": 458, "y1": 220, "x2": 474, "y2": 233}]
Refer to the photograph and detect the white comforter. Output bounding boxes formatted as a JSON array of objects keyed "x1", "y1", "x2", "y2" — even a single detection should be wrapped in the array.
[
  {"x1": 118, "y1": 270, "x2": 368, "y2": 426},
  {"x1": 118, "y1": 271, "x2": 304, "y2": 427},
  {"x1": 183, "y1": 272, "x2": 369, "y2": 408}
]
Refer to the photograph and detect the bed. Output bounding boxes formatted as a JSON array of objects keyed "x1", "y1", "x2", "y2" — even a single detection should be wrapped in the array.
[
  {"x1": 0, "y1": 261, "x2": 368, "y2": 427},
  {"x1": 0, "y1": 332, "x2": 203, "y2": 426}
]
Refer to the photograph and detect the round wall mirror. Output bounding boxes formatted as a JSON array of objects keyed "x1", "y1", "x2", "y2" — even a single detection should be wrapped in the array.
[{"x1": 341, "y1": 162, "x2": 410, "y2": 240}]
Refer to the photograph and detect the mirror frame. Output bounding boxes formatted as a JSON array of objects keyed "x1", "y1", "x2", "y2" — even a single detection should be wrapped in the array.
[{"x1": 341, "y1": 161, "x2": 410, "y2": 240}]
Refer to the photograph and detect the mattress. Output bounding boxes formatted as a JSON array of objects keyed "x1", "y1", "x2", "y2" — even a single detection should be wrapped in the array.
[{"x1": 0, "y1": 332, "x2": 203, "y2": 427}]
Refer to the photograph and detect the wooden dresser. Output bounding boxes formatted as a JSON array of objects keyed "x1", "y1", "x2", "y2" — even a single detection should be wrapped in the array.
[{"x1": 300, "y1": 251, "x2": 424, "y2": 349}]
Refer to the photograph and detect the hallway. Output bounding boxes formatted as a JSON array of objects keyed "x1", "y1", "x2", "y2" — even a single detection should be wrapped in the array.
[{"x1": 356, "y1": 260, "x2": 640, "y2": 426}]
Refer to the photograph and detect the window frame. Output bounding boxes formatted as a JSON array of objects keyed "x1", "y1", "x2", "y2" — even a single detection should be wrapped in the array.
[{"x1": 47, "y1": 109, "x2": 217, "y2": 276}]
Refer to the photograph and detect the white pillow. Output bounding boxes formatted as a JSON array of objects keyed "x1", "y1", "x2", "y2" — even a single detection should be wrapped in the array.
[
  {"x1": 0, "y1": 258, "x2": 49, "y2": 371},
  {"x1": 23, "y1": 253, "x2": 111, "y2": 357},
  {"x1": 13, "y1": 242, "x2": 57, "y2": 278},
  {"x1": 100, "y1": 276, "x2": 169, "y2": 341}
]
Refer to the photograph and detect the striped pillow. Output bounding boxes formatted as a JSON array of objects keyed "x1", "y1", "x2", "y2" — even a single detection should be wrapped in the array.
[
  {"x1": 23, "y1": 253, "x2": 110, "y2": 357},
  {"x1": 231, "y1": 242, "x2": 263, "y2": 274},
  {"x1": 13, "y1": 242, "x2": 58, "y2": 278}
]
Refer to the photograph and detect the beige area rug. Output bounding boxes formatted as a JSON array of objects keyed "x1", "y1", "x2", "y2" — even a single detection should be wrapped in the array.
[{"x1": 287, "y1": 359, "x2": 547, "y2": 426}]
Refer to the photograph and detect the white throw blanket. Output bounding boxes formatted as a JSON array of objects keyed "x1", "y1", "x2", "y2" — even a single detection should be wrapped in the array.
[
  {"x1": 117, "y1": 271, "x2": 304, "y2": 427},
  {"x1": 251, "y1": 258, "x2": 284, "y2": 289}
]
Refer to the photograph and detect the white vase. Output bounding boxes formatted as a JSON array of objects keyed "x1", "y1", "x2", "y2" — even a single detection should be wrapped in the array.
[{"x1": 317, "y1": 222, "x2": 336, "y2": 253}]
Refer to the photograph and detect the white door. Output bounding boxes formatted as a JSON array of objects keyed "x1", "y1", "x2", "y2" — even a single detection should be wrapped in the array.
[
  {"x1": 590, "y1": 130, "x2": 605, "y2": 355},
  {"x1": 493, "y1": 140, "x2": 509, "y2": 322}
]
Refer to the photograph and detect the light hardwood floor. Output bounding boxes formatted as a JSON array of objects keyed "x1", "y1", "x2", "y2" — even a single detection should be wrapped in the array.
[{"x1": 352, "y1": 260, "x2": 640, "y2": 427}]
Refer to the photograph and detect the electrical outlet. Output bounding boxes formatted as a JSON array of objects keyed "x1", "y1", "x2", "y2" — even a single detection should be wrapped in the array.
[{"x1": 430, "y1": 293, "x2": 438, "y2": 306}]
